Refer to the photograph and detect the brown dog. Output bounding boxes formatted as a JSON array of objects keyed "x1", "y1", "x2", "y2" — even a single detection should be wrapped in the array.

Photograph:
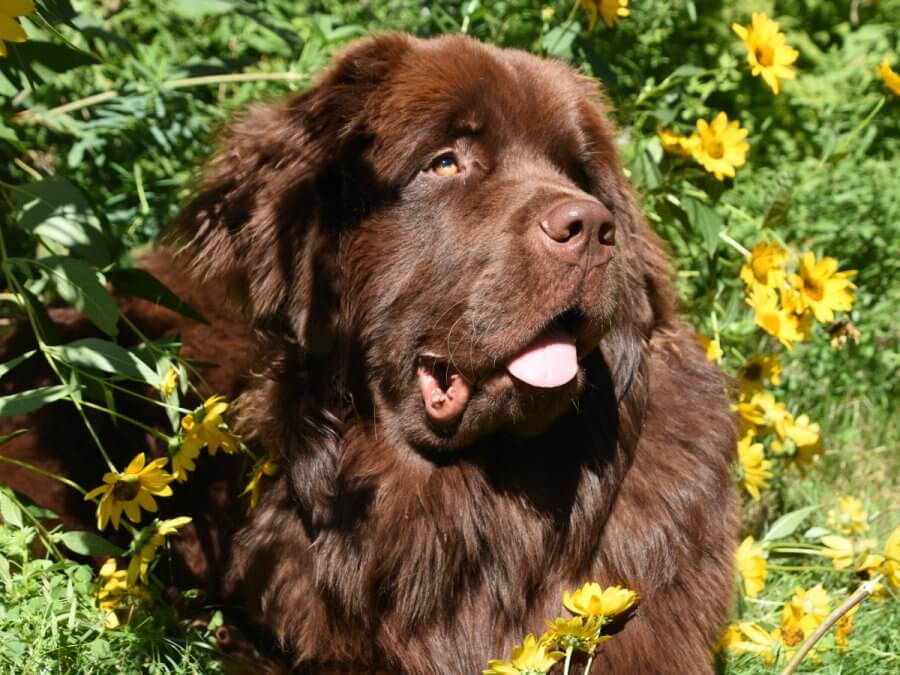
[
  {"x1": 2, "y1": 33, "x2": 737, "y2": 674},
  {"x1": 172, "y1": 33, "x2": 738, "y2": 673}
]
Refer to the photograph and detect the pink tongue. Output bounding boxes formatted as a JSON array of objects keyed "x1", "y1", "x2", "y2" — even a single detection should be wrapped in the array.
[{"x1": 506, "y1": 324, "x2": 578, "y2": 388}]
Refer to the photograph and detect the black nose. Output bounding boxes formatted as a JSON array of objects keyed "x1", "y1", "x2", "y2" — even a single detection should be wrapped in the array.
[{"x1": 539, "y1": 199, "x2": 615, "y2": 262}]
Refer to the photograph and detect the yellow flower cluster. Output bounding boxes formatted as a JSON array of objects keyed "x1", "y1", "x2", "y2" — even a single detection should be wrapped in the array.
[
  {"x1": 484, "y1": 582, "x2": 637, "y2": 674},
  {"x1": 742, "y1": 241, "x2": 857, "y2": 349},
  {"x1": 172, "y1": 395, "x2": 241, "y2": 482},
  {"x1": 659, "y1": 112, "x2": 750, "y2": 181},
  {"x1": 81, "y1": 389, "x2": 270, "y2": 628},
  {"x1": 725, "y1": 500, "x2": 898, "y2": 665},
  {"x1": 721, "y1": 584, "x2": 837, "y2": 662},
  {"x1": 722, "y1": 240, "x2": 858, "y2": 500}
]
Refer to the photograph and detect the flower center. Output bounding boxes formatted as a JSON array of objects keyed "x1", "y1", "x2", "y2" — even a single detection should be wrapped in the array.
[
  {"x1": 743, "y1": 363, "x2": 762, "y2": 382},
  {"x1": 803, "y1": 276, "x2": 825, "y2": 301},
  {"x1": 754, "y1": 45, "x2": 774, "y2": 67},
  {"x1": 707, "y1": 139, "x2": 725, "y2": 159},
  {"x1": 111, "y1": 479, "x2": 141, "y2": 501}
]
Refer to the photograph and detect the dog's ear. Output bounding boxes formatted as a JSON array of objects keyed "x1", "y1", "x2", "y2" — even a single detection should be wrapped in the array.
[{"x1": 171, "y1": 34, "x2": 411, "y2": 354}]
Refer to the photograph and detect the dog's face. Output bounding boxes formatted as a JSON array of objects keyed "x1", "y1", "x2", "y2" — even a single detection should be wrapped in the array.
[{"x1": 181, "y1": 34, "x2": 653, "y2": 454}]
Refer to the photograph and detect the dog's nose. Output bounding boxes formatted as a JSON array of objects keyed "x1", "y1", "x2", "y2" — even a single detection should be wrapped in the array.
[{"x1": 539, "y1": 199, "x2": 615, "y2": 263}]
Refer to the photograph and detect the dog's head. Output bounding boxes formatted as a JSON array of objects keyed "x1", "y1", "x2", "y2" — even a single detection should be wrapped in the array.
[{"x1": 177, "y1": 34, "x2": 673, "y2": 454}]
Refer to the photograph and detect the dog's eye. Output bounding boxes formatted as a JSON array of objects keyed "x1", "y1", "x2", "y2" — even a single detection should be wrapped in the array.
[{"x1": 429, "y1": 153, "x2": 460, "y2": 177}]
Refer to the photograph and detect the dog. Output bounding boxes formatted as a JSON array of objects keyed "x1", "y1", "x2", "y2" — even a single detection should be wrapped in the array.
[{"x1": 2, "y1": 33, "x2": 737, "y2": 674}]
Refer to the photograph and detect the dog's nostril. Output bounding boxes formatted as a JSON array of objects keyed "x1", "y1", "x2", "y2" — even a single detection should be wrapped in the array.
[
  {"x1": 598, "y1": 221, "x2": 616, "y2": 246},
  {"x1": 568, "y1": 220, "x2": 583, "y2": 240}
]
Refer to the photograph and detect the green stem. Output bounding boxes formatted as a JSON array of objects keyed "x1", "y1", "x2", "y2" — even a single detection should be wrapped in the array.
[
  {"x1": 0, "y1": 232, "x2": 117, "y2": 474},
  {"x1": 80, "y1": 373, "x2": 191, "y2": 414},
  {"x1": 563, "y1": 646, "x2": 574, "y2": 675},
  {"x1": 14, "y1": 72, "x2": 309, "y2": 123},
  {"x1": 583, "y1": 653, "x2": 595, "y2": 675},
  {"x1": 548, "y1": 0, "x2": 581, "y2": 55},
  {"x1": 0, "y1": 454, "x2": 87, "y2": 495},
  {"x1": 77, "y1": 399, "x2": 172, "y2": 441}
]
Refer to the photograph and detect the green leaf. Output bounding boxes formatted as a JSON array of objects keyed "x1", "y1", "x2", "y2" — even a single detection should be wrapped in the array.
[
  {"x1": 0, "y1": 350, "x2": 37, "y2": 382},
  {"x1": 48, "y1": 338, "x2": 161, "y2": 387},
  {"x1": 681, "y1": 195, "x2": 723, "y2": 256},
  {"x1": 166, "y1": 0, "x2": 239, "y2": 19},
  {"x1": 760, "y1": 174, "x2": 793, "y2": 230},
  {"x1": 5, "y1": 41, "x2": 98, "y2": 76},
  {"x1": 107, "y1": 268, "x2": 207, "y2": 324},
  {"x1": 16, "y1": 177, "x2": 110, "y2": 266},
  {"x1": 0, "y1": 491, "x2": 24, "y2": 528},
  {"x1": 763, "y1": 505, "x2": 819, "y2": 542},
  {"x1": 57, "y1": 531, "x2": 124, "y2": 557},
  {"x1": 0, "y1": 384, "x2": 77, "y2": 417},
  {"x1": 38, "y1": 257, "x2": 119, "y2": 337},
  {"x1": 630, "y1": 149, "x2": 662, "y2": 191},
  {"x1": 18, "y1": 287, "x2": 60, "y2": 345},
  {"x1": 803, "y1": 526, "x2": 831, "y2": 540}
]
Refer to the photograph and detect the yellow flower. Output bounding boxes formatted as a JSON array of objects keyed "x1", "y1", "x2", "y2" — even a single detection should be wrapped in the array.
[
  {"x1": 563, "y1": 582, "x2": 638, "y2": 619},
  {"x1": 658, "y1": 129, "x2": 699, "y2": 157},
  {"x1": 160, "y1": 367, "x2": 179, "y2": 397},
  {"x1": 779, "y1": 584, "x2": 831, "y2": 646},
  {"x1": 734, "y1": 391, "x2": 789, "y2": 437},
  {"x1": 96, "y1": 558, "x2": 128, "y2": 629},
  {"x1": 698, "y1": 333, "x2": 723, "y2": 363},
  {"x1": 720, "y1": 622, "x2": 776, "y2": 664},
  {"x1": 171, "y1": 441, "x2": 201, "y2": 483},
  {"x1": 0, "y1": 0, "x2": 34, "y2": 58},
  {"x1": 580, "y1": 0, "x2": 629, "y2": 31},
  {"x1": 735, "y1": 536, "x2": 768, "y2": 597},
  {"x1": 746, "y1": 285, "x2": 803, "y2": 350},
  {"x1": 240, "y1": 457, "x2": 280, "y2": 509},
  {"x1": 857, "y1": 552, "x2": 885, "y2": 577},
  {"x1": 820, "y1": 535, "x2": 855, "y2": 570},
  {"x1": 691, "y1": 112, "x2": 749, "y2": 180},
  {"x1": 835, "y1": 605, "x2": 858, "y2": 652},
  {"x1": 737, "y1": 354, "x2": 782, "y2": 398},
  {"x1": 737, "y1": 431, "x2": 772, "y2": 501},
  {"x1": 827, "y1": 496, "x2": 869, "y2": 535},
  {"x1": 126, "y1": 516, "x2": 192, "y2": 586},
  {"x1": 878, "y1": 56, "x2": 900, "y2": 96},
  {"x1": 483, "y1": 634, "x2": 564, "y2": 675},
  {"x1": 84, "y1": 453, "x2": 175, "y2": 530},
  {"x1": 732, "y1": 13, "x2": 799, "y2": 94},
  {"x1": 543, "y1": 616, "x2": 608, "y2": 654},
  {"x1": 771, "y1": 413, "x2": 820, "y2": 455},
  {"x1": 885, "y1": 525, "x2": 900, "y2": 589},
  {"x1": 789, "y1": 252, "x2": 856, "y2": 324},
  {"x1": 180, "y1": 394, "x2": 240, "y2": 459},
  {"x1": 740, "y1": 239, "x2": 787, "y2": 290}
]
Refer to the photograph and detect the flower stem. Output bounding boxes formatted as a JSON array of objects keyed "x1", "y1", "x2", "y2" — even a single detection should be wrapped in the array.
[
  {"x1": 0, "y1": 454, "x2": 87, "y2": 495},
  {"x1": 563, "y1": 646, "x2": 574, "y2": 675},
  {"x1": 583, "y1": 653, "x2": 595, "y2": 674}
]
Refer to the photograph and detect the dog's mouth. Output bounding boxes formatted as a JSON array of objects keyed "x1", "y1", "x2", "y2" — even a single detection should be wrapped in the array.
[{"x1": 417, "y1": 309, "x2": 586, "y2": 428}]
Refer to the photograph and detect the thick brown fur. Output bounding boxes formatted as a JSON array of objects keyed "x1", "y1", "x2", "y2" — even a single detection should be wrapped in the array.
[
  {"x1": 2, "y1": 34, "x2": 737, "y2": 674},
  {"x1": 172, "y1": 34, "x2": 738, "y2": 673}
]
